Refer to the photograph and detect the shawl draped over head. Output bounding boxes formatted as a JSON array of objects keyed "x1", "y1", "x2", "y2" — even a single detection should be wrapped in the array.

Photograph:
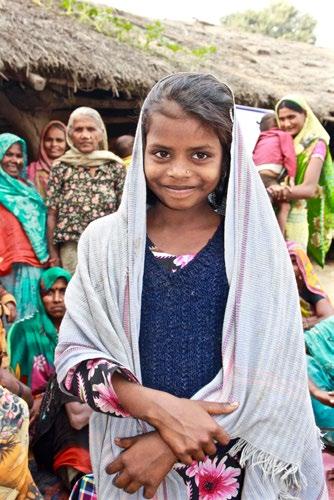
[
  {"x1": 27, "y1": 120, "x2": 67, "y2": 198},
  {"x1": 287, "y1": 240, "x2": 328, "y2": 318},
  {"x1": 275, "y1": 95, "x2": 334, "y2": 266},
  {"x1": 56, "y1": 74, "x2": 326, "y2": 499},
  {"x1": 287, "y1": 240, "x2": 327, "y2": 299},
  {"x1": 0, "y1": 133, "x2": 48, "y2": 271},
  {"x1": 8, "y1": 266, "x2": 71, "y2": 392},
  {"x1": 56, "y1": 106, "x2": 124, "y2": 168}
]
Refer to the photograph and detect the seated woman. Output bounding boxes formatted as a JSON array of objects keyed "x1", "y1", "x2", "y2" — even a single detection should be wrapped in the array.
[
  {"x1": 7, "y1": 267, "x2": 92, "y2": 491},
  {"x1": 0, "y1": 133, "x2": 49, "y2": 320},
  {"x1": 0, "y1": 343, "x2": 40, "y2": 498},
  {"x1": 288, "y1": 241, "x2": 334, "y2": 446},
  {"x1": 28, "y1": 120, "x2": 67, "y2": 199},
  {"x1": 0, "y1": 280, "x2": 16, "y2": 368}
]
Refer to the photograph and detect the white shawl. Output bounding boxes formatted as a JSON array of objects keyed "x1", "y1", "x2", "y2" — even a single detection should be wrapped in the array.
[{"x1": 56, "y1": 77, "x2": 326, "y2": 499}]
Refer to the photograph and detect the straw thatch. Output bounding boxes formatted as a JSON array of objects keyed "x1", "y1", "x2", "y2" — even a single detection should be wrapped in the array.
[{"x1": 0, "y1": 0, "x2": 333, "y2": 136}]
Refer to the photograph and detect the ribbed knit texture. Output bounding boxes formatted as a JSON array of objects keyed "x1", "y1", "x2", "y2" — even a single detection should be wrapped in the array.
[{"x1": 139, "y1": 223, "x2": 228, "y2": 398}]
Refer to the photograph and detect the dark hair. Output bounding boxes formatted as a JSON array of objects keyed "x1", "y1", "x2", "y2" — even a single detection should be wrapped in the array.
[
  {"x1": 277, "y1": 100, "x2": 305, "y2": 114},
  {"x1": 142, "y1": 73, "x2": 234, "y2": 209},
  {"x1": 259, "y1": 112, "x2": 277, "y2": 132}
]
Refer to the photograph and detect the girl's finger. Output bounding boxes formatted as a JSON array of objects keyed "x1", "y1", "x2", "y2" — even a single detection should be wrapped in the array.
[
  {"x1": 199, "y1": 401, "x2": 239, "y2": 415},
  {"x1": 144, "y1": 484, "x2": 159, "y2": 499},
  {"x1": 105, "y1": 458, "x2": 123, "y2": 475},
  {"x1": 202, "y1": 441, "x2": 217, "y2": 457},
  {"x1": 113, "y1": 470, "x2": 131, "y2": 489},
  {"x1": 124, "y1": 480, "x2": 142, "y2": 494},
  {"x1": 115, "y1": 435, "x2": 139, "y2": 449},
  {"x1": 214, "y1": 426, "x2": 231, "y2": 446}
]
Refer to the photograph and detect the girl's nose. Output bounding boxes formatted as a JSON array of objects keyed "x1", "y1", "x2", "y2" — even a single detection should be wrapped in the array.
[{"x1": 167, "y1": 163, "x2": 191, "y2": 177}]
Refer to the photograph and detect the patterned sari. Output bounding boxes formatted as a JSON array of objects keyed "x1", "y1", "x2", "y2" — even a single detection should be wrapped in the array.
[
  {"x1": 276, "y1": 96, "x2": 334, "y2": 266},
  {"x1": 0, "y1": 386, "x2": 42, "y2": 499}
]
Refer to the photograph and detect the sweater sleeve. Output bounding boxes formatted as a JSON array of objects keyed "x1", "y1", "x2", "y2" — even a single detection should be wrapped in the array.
[{"x1": 64, "y1": 358, "x2": 137, "y2": 417}]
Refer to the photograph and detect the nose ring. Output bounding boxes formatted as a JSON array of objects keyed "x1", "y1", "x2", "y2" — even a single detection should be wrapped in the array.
[{"x1": 186, "y1": 170, "x2": 190, "y2": 175}]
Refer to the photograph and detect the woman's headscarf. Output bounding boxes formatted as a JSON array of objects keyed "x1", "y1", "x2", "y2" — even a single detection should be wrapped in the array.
[
  {"x1": 27, "y1": 121, "x2": 67, "y2": 198},
  {"x1": 0, "y1": 133, "x2": 48, "y2": 263},
  {"x1": 8, "y1": 266, "x2": 72, "y2": 392},
  {"x1": 29, "y1": 120, "x2": 67, "y2": 174},
  {"x1": 56, "y1": 74, "x2": 325, "y2": 498},
  {"x1": 56, "y1": 107, "x2": 124, "y2": 168},
  {"x1": 287, "y1": 240, "x2": 327, "y2": 299},
  {"x1": 275, "y1": 94, "x2": 329, "y2": 156},
  {"x1": 0, "y1": 132, "x2": 28, "y2": 178}
]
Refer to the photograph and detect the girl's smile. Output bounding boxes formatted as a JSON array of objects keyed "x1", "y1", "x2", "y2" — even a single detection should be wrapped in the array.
[{"x1": 144, "y1": 104, "x2": 223, "y2": 212}]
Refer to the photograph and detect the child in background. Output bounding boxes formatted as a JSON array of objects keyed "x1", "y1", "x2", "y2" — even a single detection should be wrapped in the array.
[
  {"x1": 253, "y1": 112, "x2": 296, "y2": 234},
  {"x1": 113, "y1": 134, "x2": 135, "y2": 168}
]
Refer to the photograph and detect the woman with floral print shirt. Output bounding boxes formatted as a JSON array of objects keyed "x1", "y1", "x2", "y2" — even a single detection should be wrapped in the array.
[{"x1": 46, "y1": 107, "x2": 126, "y2": 275}]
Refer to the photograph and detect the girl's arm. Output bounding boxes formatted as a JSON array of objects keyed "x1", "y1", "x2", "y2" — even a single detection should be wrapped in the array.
[{"x1": 65, "y1": 359, "x2": 238, "y2": 465}]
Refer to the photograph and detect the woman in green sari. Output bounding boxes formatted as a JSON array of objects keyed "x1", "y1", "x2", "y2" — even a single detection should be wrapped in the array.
[
  {"x1": 7, "y1": 266, "x2": 71, "y2": 391},
  {"x1": 0, "y1": 133, "x2": 49, "y2": 319},
  {"x1": 268, "y1": 96, "x2": 334, "y2": 266}
]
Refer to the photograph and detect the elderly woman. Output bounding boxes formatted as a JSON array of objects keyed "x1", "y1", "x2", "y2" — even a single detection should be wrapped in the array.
[
  {"x1": 46, "y1": 107, "x2": 126, "y2": 275},
  {"x1": 28, "y1": 120, "x2": 67, "y2": 199},
  {"x1": 269, "y1": 96, "x2": 334, "y2": 266},
  {"x1": 0, "y1": 133, "x2": 48, "y2": 320}
]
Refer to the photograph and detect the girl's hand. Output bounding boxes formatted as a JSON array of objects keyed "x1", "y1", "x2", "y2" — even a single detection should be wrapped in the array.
[
  {"x1": 147, "y1": 392, "x2": 238, "y2": 465},
  {"x1": 106, "y1": 431, "x2": 176, "y2": 498}
]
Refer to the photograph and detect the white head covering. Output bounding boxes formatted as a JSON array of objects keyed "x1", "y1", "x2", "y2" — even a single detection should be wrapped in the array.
[
  {"x1": 56, "y1": 106, "x2": 124, "y2": 168},
  {"x1": 56, "y1": 74, "x2": 326, "y2": 499}
]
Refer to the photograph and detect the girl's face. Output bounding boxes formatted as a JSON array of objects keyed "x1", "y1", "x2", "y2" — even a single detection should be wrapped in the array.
[
  {"x1": 144, "y1": 104, "x2": 223, "y2": 212},
  {"x1": 70, "y1": 116, "x2": 103, "y2": 154},
  {"x1": 1, "y1": 143, "x2": 23, "y2": 178},
  {"x1": 44, "y1": 126, "x2": 66, "y2": 159},
  {"x1": 277, "y1": 106, "x2": 306, "y2": 137}
]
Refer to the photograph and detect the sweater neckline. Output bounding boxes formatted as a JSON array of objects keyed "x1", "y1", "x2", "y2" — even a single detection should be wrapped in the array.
[{"x1": 146, "y1": 220, "x2": 224, "y2": 277}]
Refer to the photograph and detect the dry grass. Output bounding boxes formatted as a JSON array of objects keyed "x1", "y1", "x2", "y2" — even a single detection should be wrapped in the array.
[{"x1": 0, "y1": 1, "x2": 334, "y2": 116}]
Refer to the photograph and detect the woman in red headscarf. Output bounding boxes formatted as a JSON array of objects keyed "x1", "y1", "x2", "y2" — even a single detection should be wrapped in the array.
[{"x1": 28, "y1": 121, "x2": 67, "y2": 199}]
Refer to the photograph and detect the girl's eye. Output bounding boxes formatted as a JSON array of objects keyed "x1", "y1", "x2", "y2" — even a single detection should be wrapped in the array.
[
  {"x1": 193, "y1": 152, "x2": 208, "y2": 160},
  {"x1": 154, "y1": 150, "x2": 170, "y2": 159}
]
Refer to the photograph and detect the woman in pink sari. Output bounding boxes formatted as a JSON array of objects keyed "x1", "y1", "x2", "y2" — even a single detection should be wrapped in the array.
[{"x1": 28, "y1": 121, "x2": 67, "y2": 198}]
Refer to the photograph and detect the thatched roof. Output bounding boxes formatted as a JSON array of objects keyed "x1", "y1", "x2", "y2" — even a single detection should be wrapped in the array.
[{"x1": 1, "y1": 0, "x2": 334, "y2": 120}]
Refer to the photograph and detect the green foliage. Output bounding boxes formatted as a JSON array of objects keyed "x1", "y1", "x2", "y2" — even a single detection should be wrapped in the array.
[
  {"x1": 191, "y1": 45, "x2": 217, "y2": 58},
  {"x1": 220, "y1": 1, "x2": 317, "y2": 44},
  {"x1": 36, "y1": 0, "x2": 217, "y2": 60}
]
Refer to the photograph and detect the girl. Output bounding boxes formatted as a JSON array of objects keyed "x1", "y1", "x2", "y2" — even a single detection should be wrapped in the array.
[
  {"x1": 268, "y1": 96, "x2": 334, "y2": 266},
  {"x1": 56, "y1": 74, "x2": 326, "y2": 499}
]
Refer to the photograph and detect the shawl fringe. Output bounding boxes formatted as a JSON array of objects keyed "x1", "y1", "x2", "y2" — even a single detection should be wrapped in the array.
[{"x1": 229, "y1": 439, "x2": 307, "y2": 499}]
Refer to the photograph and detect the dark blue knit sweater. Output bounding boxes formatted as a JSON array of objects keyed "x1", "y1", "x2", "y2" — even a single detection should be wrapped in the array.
[{"x1": 139, "y1": 223, "x2": 229, "y2": 398}]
